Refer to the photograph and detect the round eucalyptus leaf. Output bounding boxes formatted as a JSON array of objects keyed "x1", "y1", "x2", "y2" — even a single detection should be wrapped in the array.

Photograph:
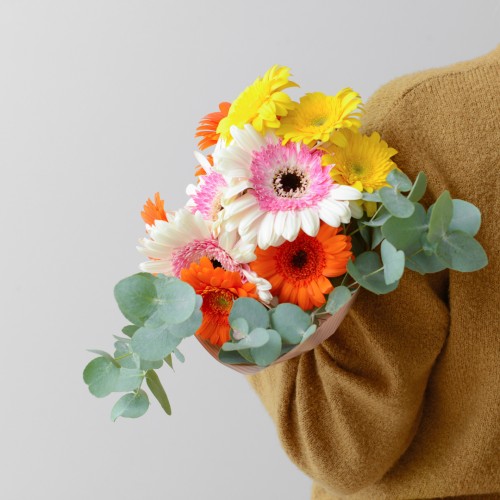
[
  {"x1": 382, "y1": 203, "x2": 427, "y2": 252},
  {"x1": 386, "y1": 169, "x2": 412, "y2": 192},
  {"x1": 83, "y1": 357, "x2": 120, "y2": 398},
  {"x1": 146, "y1": 277, "x2": 196, "y2": 327},
  {"x1": 230, "y1": 317, "x2": 249, "y2": 341},
  {"x1": 362, "y1": 207, "x2": 392, "y2": 227},
  {"x1": 371, "y1": 227, "x2": 384, "y2": 250},
  {"x1": 221, "y1": 327, "x2": 270, "y2": 351},
  {"x1": 436, "y1": 230, "x2": 488, "y2": 272},
  {"x1": 114, "y1": 274, "x2": 157, "y2": 326},
  {"x1": 251, "y1": 330, "x2": 282, "y2": 367},
  {"x1": 122, "y1": 325, "x2": 139, "y2": 338},
  {"x1": 271, "y1": 303, "x2": 313, "y2": 345},
  {"x1": 173, "y1": 348, "x2": 185, "y2": 363},
  {"x1": 362, "y1": 192, "x2": 381, "y2": 202},
  {"x1": 379, "y1": 188, "x2": 415, "y2": 218},
  {"x1": 114, "y1": 368, "x2": 144, "y2": 392},
  {"x1": 131, "y1": 326, "x2": 180, "y2": 361},
  {"x1": 301, "y1": 324, "x2": 317, "y2": 342},
  {"x1": 448, "y1": 199, "x2": 481, "y2": 237},
  {"x1": 111, "y1": 390, "x2": 149, "y2": 421},
  {"x1": 218, "y1": 349, "x2": 251, "y2": 365},
  {"x1": 427, "y1": 191, "x2": 453, "y2": 244},
  {"x1": 347, "y1": 252, "x2": 399, "y2": 295},
  {"x1": 408, "y1": 172, "x2": 427, "y2": 202},
  {"x1": 381, "y1": 240, "x2": 405, "y2": 285},
  {"x1": 405, "y1": 252, "x2": 447, "y2": 275},
  {"x1": 325, "y1": 286, "x2": 352, "y2": 315},
  {"x1": 169, "y1": 303, "x2": 203, "y2": 339},
  {"x1": 229, "y1": 298, "x2": 270, "y2": 331}
]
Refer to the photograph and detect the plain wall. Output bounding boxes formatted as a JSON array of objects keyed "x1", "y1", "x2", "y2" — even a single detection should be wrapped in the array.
[{"x1": 0, "y1": 1, "x2": 498, "y2": 499}]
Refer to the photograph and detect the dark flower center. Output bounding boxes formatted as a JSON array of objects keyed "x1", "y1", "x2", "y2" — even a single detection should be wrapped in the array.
[
  {"x1": 210, "y1": 259, "x2": 223, "y2": 269},
  {"x1": 291, "y1": 249, "x2": 308, "y2": 269},
  {"x1": 273, "y1": 166, "x2": 310, "y2": 198}
]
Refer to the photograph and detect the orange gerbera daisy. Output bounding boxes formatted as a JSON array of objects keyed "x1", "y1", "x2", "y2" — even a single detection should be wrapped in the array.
[
  {"x1": 180, "y1": 257, "x2": 259, "y2": 346},
  {"x1": 195, "y1": 102, "x2": 231, "y2": 150},
  {"x1": 141, "y1": 192, "x2": 167, "y2": 226},
  {"x1": 250, "y1": 224, "x2": 352, "y2": 311}
]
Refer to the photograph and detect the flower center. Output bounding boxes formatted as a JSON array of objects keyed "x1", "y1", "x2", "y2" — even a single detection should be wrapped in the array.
[
  {"x1": 273, "y1": 166, "x2": 310, "y2": 198},
  {"x1": 202, "y1": 288, "x2": 235, "y2": 315},
  {"x1": 210, "y1": 259, "x2": 223, "y2": 269},
  {"x1": 276, "y1": 233, "x2": 326, "y2": 283}
]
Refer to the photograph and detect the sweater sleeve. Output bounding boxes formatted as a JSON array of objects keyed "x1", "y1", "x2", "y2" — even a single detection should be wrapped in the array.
[{"x1": 247, "y1": 82, "x2": 451, "y2": 496}]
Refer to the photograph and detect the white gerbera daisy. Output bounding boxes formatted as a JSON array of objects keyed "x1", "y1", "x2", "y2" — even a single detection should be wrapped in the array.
[
  {"x1": 214, "y1": 124, "x2": 361, "y2": 250},
  {"x1": 137, "y1": 209, "x2": 271, "y2": 302}
]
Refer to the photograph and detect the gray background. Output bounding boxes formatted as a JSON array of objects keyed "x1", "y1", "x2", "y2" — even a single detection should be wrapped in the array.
[{"x1": 0, "y1": 1, "x2": 498, "y2": 499}]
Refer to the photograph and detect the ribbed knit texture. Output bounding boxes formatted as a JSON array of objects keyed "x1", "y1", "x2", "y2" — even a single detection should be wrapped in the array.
[{"x1": 247, "y1": 46, "x2": 500, "y2": 499}]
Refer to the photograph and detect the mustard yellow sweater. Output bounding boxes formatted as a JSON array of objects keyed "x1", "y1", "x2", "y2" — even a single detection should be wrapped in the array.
[{"x1": 248, "y1": 46, "x2": 500, "y2": 499}]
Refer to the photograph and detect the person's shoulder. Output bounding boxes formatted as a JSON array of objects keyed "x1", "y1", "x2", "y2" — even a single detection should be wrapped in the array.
[{"x1": 361, "y1": 45, "x2": 500, "y2": 133}]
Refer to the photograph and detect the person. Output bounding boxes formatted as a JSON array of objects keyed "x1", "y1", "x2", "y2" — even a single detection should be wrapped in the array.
[{"x1": 247, "y1": 46, "x2": 500, "y2": 499}]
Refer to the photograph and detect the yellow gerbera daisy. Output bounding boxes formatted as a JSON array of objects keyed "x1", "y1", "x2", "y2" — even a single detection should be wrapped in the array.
[
  {"x1": 277, "y1": 89, "x2": 362, "y2": 146},
  {"x1": 217, "y1": 65, "x2": 297, "y2": 143},
  {"x1": 322, "y1": 130, "x2": 398, "y2": 216}
]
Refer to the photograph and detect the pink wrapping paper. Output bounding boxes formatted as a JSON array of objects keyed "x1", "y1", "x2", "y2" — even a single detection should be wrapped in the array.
[{"x1": 198, "y1": 291, "x2": 358, "y2": 375}]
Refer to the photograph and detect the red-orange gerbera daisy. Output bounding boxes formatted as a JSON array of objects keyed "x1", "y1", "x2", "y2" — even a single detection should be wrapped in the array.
[
  {"x1": 195, "y1": 102, "x2": 231, "y2": 150},
  {"x1": 250, "y1": 224, "x2": 352, "y2": 311},
  {"x1": 180, "y1": 257, "x2": 259, "y2": 346},
  {"x1": 141, "y1": 192, "x2": 167, "y2": 226}
]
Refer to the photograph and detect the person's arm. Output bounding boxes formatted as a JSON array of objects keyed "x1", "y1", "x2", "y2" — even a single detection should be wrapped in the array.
[
  {"x1": 248, "y1": 271, "x2": 449, "y2": 495},
  {"x1": 247, "y1": 79, "x2": 452, "y2": 495}
]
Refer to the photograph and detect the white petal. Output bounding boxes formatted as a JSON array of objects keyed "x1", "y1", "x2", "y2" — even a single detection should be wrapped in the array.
[
  {"x1": 300, "y1": 208, "x2": 320, "y2": 237},
  {"x1": 239, "y1": 205, "x2": 264, "y2": 233},
  {"x1": 319, "y1": 204, "x2": 341, "y2": 228},
  {"x1": 139, "y1": 259, "x2": 173, "y2": 274},
  {"x1": 330, "y1": 184, "x2": 363, "y2": 201},
  {"x1": 282, "y1": 212, "x2": 301, "y2": 241},
  {"x1": 258, "y1": 212, "x2": 276, "y2": 250},
  {"x1": 273, "y1": 210, "x2": 287, "y2": 237},
  {"x1": 193, "y1": 151, "x2": 213, "y2": 172},
  {"x1": 222, "y1": 180, "x2": 252, "y2": 202},
  {"x1": 223, "y1": 192, "x2": 256, "y2": 218}
]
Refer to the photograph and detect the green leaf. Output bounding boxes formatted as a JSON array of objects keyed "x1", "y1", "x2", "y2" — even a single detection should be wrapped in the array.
[
  {"x1": 347, "y1": 252, "x2": 399, "y2": 295},
  {"x1": 164, "y1": 354, "x2": 173, "y2": 370},
  {"x1": 358, "y1": 219, "x2": 371, "y2": 246},
  {"x1": 87, "y1": 350, "x2": 119, "y2": 366},
  {"x1": 146, "y1": 370, "x2": 171, "y2": 416},
  {"x1": 301, "y1": 324, "x2": 317, "y2": 342},
  {"x1": 386, "y1": 169, "x2": 412, "y2": 192},
  {"x1": 111, "y1": 390, "x2": 149, "y2": 421},
  {"x1": 382, "y1": 204, "x2": 427, "y2": 252},
  {"x1": 371, "y1": 226, "x2": 384, "y2": 250},
  {"x1": 114, "y1": 368, "x2": 144, "y2": 392},
  {"x1": 229, "y1": 298, "x2": 270, "y2": 331},
  {"x1": 379, "y1": 187, "x2": 415, "y2": 218},
  {"x1": 168, "y1": 296, "x2": 203, "y2": 338},
  {"x1": 145, "y1": 277, "x2": 196, "y2": 328},
  {"x1": 122, "y1": 325, "x2": 139, "y2": 338},
  {"x1": 408, "y1": 172, "x2": 427, "y2": 202},
  {"x1": 114, "y1": 273, "x2": 157, "y2": 326},
  {"x1": 131, "y1": 326, "x2": 180, "y2": 361},
  {"x1": 427, "y1": 191, "x2": 453, "y2": 244},
  {"x1": 218, "y1": 349, "x2": 250, "y2": 365},
  {"x1": 381, "y1": 240, "x2": 405, "y2": 285},
  {"x1": 83, "y1": 357, "x2": 120, "y2": 398},
  {"x1": 448, "y1": 199, "x2": 481, "y2": 237},
  {"x1": 230, "y1": 317, "x2": 249, "y2": 341},
  {"x1": 113, "y1": 341, "x2": 139, "y2": 369},
  {"x1": 405, "y1": 251, "x2": 447, "y2": 274},
  {"x1": 435, "y1": 230, "x2": 488, "y2": 272},
  {"x1": 270, "y1": 303, "x2": 314, "y2": 344},
  {"x1": 173, "y1": 348, "x2": 185, "y2": 363},
  {"x1": 362, "y1": 207, "x2": 392, "y2": 227},
  {"x1": 221, "y1": 328, "x2": 269, "y2": 351},
  {"x1": 325, "y1": 286, "x2": 352, "y2": 315},
  {"x1": 140, "y1": 358, "x2": 163, "y2": 370},
  {"x1": 362, "y1": 191, "x2": 381, "y2": 202},
  {"x1": 251, "y1": 330, "x2": 282, "y2": 367}
]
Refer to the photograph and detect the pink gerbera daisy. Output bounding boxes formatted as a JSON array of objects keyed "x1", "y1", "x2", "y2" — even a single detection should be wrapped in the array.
[{"x1": 214, "y1": 124, "x2": 361, "y2": 249}]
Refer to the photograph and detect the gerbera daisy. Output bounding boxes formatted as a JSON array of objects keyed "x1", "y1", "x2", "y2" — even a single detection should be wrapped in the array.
[
  {"x1": 250, "y1": 224, "x2": 352, "y2": 311},
  {"x1": 180, "y1": 257, "x2": 259, "y2": 346},
  {"x1": 195, "y1": 102, "x2": 231, "y2": 150},
  {"x1": 322, "y1": 130, "x2": 398, "y2": 192},
  {"x1": 216, "y1": 65, "x2": 297, "y2": 144},
  {"x1": 187, "y1": 152, "x2": 227, "y2": 224},
  {"x1": 141, "y1": 192, "x2": 167, "y2": 228},
  {"x1": 214, "y1": 124, "x2": 361, "y2": 250},
  {"x1": 137, "y1": 208, "x2": 271, "y2": 302},
  {"x1": 277, "y1": 89, "x2": 362, "y2": 146}
]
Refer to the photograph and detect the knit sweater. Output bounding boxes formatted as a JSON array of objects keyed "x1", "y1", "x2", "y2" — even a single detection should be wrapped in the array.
[{"x1": 248, "y1": 46, "x2": 500, "y2": 499}]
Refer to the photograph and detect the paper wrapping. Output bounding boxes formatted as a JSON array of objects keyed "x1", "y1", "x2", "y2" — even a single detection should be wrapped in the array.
[{"x1": 197, "y1": 291, "x2": 358, "y2": 375}]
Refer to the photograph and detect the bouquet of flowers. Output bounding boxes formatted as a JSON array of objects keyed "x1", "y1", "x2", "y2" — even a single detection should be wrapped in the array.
[{"x1": 83, "y1": 66, "x2": 487, "y2": 420}]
